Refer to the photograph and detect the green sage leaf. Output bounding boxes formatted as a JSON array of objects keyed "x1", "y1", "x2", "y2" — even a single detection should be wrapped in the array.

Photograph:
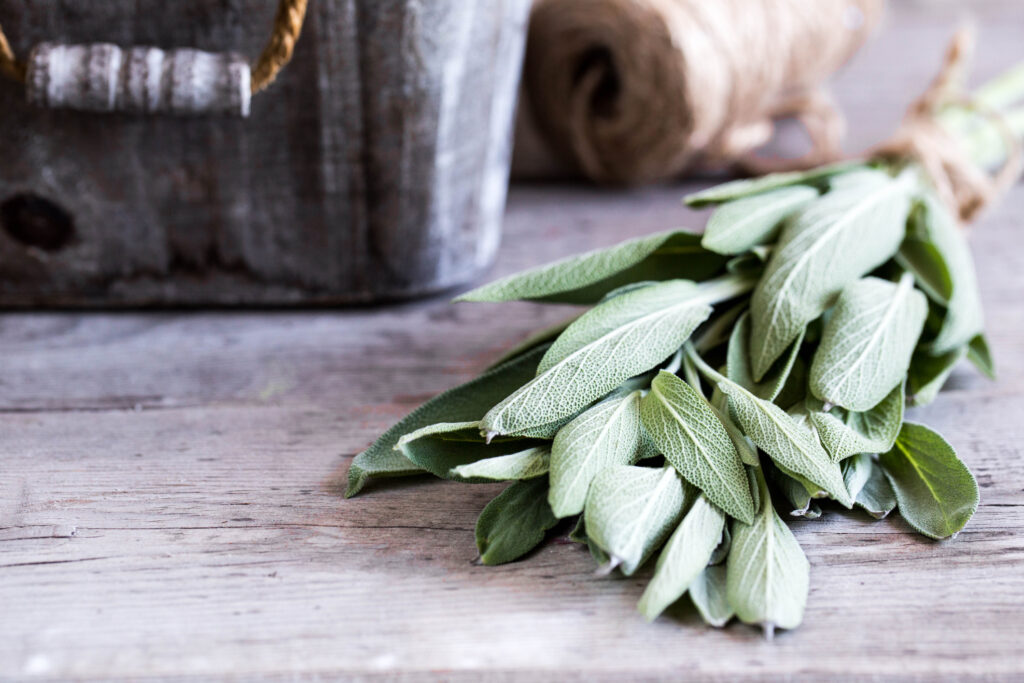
[
  {"x1": 908, "y1": 346, "x2": 966, "y2": 406},
  {"x1": 905, "y1": 194, "x2": 984, "y2": 354},
  {"x1": 450, "y1": 446, "x2": 550, "y2": 482},
  {"x1": 398, "y1": 422, "x2": 545, "y2": 479},
  {"x1": 638, "y1": 494, "x2": 726, "y2": 620},
  {"x1": 689, "y1": 565, "x2": 734, "y2": 628},
  {"x1": 641, "y1": 371, "x2": 756, "y2": 523},
  {"x1": 702, "y1": 185, "x2": 818, "y2": 255},
  {"x1": 727, "y1": 471, "x2": 810, "y2": 634},
  {"x1": 457, "y1": 230, "x2": 724, "y2": 304},
  {"x1": 684, "y1": 161, "x2": 861, "y2": 207},
  {"x1": 810, "y1": 275, "x2": 927, "y2": 411},
  {"x1": 346, "y1": 346, "x2": 547, "y2": 497},
  {"x1": 750, "y1": 171, "x2": 913, "y2": 379},
  {"x1": 539, "y1": 280, "x2": 703, "y2": 373},
  {"x1": 584, "y1": 465, "x2": 687, "y2": 575},
  {"x1": 481, "y1": 281, "x2": 717, "y2": 436},
  {"x1": 967, "y1": 334, "x2": 996, "y2": 380},
  {"x1": 715, "y1": 376, "x2": 853, "y2": 507},
  {"x1": 879, "y1": 422, "x2": 979, "y2": 539},
  {"x1": 476, "y1": 478, "x2": 559, "y2": 565},
  {"x1": 728, "y1": 311, "x2": 805, "y2": 403},
  {"x1": 854, "y1": 457, "x2": 898, "y2": 518},
  {"x1": 548, "y1": 392, "x2": 645, "y2": 518},
  {"x1": 807, "y1": 383, "x2": 904, "y2": 462}
]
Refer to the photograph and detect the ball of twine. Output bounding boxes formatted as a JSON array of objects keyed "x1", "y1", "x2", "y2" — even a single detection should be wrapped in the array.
[{"x1": 519, "y1": 0, "x2": 883, "y2": 185}]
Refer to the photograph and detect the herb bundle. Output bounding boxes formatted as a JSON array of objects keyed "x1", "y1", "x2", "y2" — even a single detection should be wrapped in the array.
[{"x1": 347, "y1": 55, "x2": 1024, "y2": 636}]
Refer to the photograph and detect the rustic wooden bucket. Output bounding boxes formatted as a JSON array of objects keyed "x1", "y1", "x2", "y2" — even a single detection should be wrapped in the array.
[{"x1": 0, "y1": 0, "x2": 531, "y2": 306}]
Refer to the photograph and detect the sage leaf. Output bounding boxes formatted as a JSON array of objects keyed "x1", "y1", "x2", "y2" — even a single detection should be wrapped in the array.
[
  {"x1": 346, "y1": 346, "x2": 547, "y2": 497},
  {"x1": 548, "y1": 391, "x2": 645, "y2": 517},
  {"x1": 727, "y1": 471, "x2": 810, "y2": 634},
  {"x1": 807, "y1": 383, "x2": 904, "y2": 462},
  {"x1": 457, "y1": 230, "x2": 724, "y2": 304},
  {"x1": 641, "y1": 371, "x2": 756, "y2": 523},
  {"x1": 841, "y1": 453, "x2": 874, "y2": 501},
  {"x1": 684, "y1": 161, "x2": 861, "y2": 206},
  {"x1": 879, "y1": 422, "x2": 979, "y2": 539},
  {"x1": 481, "y1": 281, "x2": 717, "y2": 436},
  {"x1": 638, "y1": 495, "x2": 726, "y2": 620},
  {"x1": 540, "y1": 280, "x2": 701, "y2": 372},
  {"x1": 810, "y1": 275, "x2": 927, "y2": 411},
  {"x1": 967, "y1": 334, "x2": 996, "y2": 380},
  {"x1": 585, "y1": 465, "x2": 687, "y2": 575},
  {"x1": 854, "y1": 458, "x2": 898, "y2": 518},
  {"x1": 713, "y1": 372, "x2": 853, "y2": 507},
  {"x1": 905, "y1": 194, "x2": 984, "y2": 354},
  {"x1": 397, "y1": 421, "x2": 545, "y2": 479},
  {"x1": 450, "y1": 446, "x2": 550, "y2": 482},
  {"x1": 476, "y1": 478, "x2": 559, "y2": 565},
  {"x1": 728, "y1": 311, "x2": 805, "y2": 403},
  {"x1": 702, "y1": 185, "x2": 818, "y2": 255},
  {"x1": 689, "y1": 565, "x2": 734, "y2": 627},
  {"x1": 768, "y1": 462, "x2": 823, "y2": 518},
  {"x1": 908, "y1": 346, "x2": 966, "y2": 406},
  {"x1": 750, "y1": 171, "x2": 913, "y2": 379}
]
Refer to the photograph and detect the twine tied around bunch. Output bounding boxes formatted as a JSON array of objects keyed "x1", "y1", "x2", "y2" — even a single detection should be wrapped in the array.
[
  {"x1": 872, "y1": 28, "x2": 1023, "y2": 223},
  {"x1": 0, "y1": 0, "x2": 308, "y2": 95}
]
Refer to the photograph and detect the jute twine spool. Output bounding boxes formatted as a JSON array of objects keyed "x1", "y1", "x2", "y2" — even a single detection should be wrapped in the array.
[{"x1": 515, "y1": 0, "x2": 883, "y2": 184}]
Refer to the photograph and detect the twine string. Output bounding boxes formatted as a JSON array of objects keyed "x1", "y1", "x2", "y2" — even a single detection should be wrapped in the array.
[
  {"x1": 0, "y1": 0, "x2": 308, "y2": 95},
  {"x1": 872, "y1": 28, "x2": 1023, "y2": 222}
]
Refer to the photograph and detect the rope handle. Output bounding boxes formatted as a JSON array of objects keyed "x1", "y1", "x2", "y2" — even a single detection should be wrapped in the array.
[{"x1": 0, "y1": 0, "x2": 308, "y2": 116}]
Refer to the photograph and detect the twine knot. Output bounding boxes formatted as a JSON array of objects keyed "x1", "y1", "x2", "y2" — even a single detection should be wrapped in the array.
[{"x1": 872, "y1": 29, "x2": 1023, "y2": 223}]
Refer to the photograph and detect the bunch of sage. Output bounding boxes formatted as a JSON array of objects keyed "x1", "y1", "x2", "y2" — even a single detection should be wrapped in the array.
[{"x1": 347, "y1": 59, "x2": 1024, "y2": 636}]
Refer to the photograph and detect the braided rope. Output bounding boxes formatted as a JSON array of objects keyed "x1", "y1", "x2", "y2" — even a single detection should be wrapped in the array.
[
  {"x1": 0, "y1": 20, "x2": 25, "y2": 83},
  {"x1": 251, "y1": 0, "x2": 308, "y2": 94},
  {"x1": 0, "y1": 0, "x2": 309, "y2": 94}
]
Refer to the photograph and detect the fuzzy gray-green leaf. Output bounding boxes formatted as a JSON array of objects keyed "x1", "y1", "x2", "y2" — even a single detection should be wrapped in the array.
[
  {"x1": 808, "y1": 383, "x2": 904, "y2": 462},
  {"x1": 750, "y1": 171, "x2": 913, "y2": 379},
  {"x1": 727, "y1": 473, "x2": 810, "y2": 633},
  {"x1": 456, "y1": 230, "x2": 723, "y2": 304},
  {"x1": 398, "y1": 422, "x2": 545, "y2": 480},
  {"x1": 641, "y1": 371, "x2": 755, "y2": 523},
  {"x1": 476, "y1": 479, "x2": 559, "y2": 565},
  {"x1": 548, "y1": 392, "x2": 645, "y2": 518},
  {"x1": 908, "y1": 346, "x2": 966, "y2": 406},
  {"x1": 450, "y1": 447, "x2": 551, "y2": 482},
  {"x1": 728, "y1": 311, "x2": 804, "y2": 402},
  {"x1": 810, "y1": 275, "x2": 927, "y2": 411},
  {"x1": 638, "y1": 495, "x2": 726, "y2": 620},
  {"x1": 689, "y1": 565, "x2": 734, "y2": 627},
  {"x1": 584, "y1": 465, "x2": 687, "y2": 575},
  {"x1": 684, "y1": 161, "x2": 861, "y2": 207},
  {"x1": 854, "y1": 457, "x2": 898, "y2": 518},
  {"x1": 702, "y1": 185, "x2": 818, "y2": 255},
  {"x1": 879, "y1": 422, "x2": 979, "y2": 539},
  {"x1": 481, "y1": 282, "x2": 713, "y2": 436},
  {"x1": 907, "y1": 194, "x2": 984, "y2": 354},
  {"x1": 346, "y1": 346, "x2": 547, "y2": 497},
  {"x1": 717, "y1": 378, "x2": 853, "y2": 507},
  {"x1": 967, "y1": 334, "x2": 996, "y2": 380}
]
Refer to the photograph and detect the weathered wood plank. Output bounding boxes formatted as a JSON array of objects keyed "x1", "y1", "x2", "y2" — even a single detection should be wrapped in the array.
[
  {"x1": 2, "y1": 1, "x2": 1024, "y2": 679},
  {"x1": 0, "y1": 0, "x2": 531, "y2": 304}
]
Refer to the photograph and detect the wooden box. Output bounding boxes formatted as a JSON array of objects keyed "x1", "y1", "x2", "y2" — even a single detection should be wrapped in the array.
[{"x1": 0, "y1": 0, "x2": 531, "y2": 306}]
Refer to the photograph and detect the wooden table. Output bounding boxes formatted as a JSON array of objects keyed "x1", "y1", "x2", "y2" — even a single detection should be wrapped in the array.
[{"x1": 2, "y1": 2, "x2": 1022, "y2": 680}]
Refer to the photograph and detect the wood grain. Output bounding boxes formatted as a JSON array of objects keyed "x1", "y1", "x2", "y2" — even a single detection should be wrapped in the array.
[
  {"x1": 0, "y1": 0, "x2": 530, "y2": 304},
  {"x1": 2, "y1": 1, "x2": 1023, "y2": 680}
]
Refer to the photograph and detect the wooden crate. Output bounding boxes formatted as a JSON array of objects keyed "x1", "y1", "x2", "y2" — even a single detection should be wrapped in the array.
[{"x1": 0, "y1": 0, "x2": 531, "y2": 306}]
